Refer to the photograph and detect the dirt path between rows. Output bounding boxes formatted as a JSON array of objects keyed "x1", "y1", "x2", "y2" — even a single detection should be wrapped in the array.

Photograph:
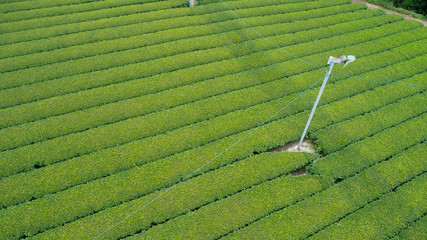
[{"x1": 352, "y1": 0, "x2": 426, "y2": 26}]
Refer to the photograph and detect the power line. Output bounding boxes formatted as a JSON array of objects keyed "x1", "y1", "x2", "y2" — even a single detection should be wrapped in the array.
[
  {"x1": 219, "y1": 0, "x2": 321, "y2": 70},
  {"x1": 219, "y1": 0, "x2": 426, "y2": 88},
  {"x1": 93, "y1": 2, "x2": 426, "y2": 238},
  {"x1": 92, "y1": 75, "x2": 324, "y2": 240}
]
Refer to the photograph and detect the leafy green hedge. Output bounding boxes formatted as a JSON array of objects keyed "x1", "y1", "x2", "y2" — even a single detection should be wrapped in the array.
[
  {"x1": 1, "y1": 0, "x2": 316, "y2": 33},
  {"x1": 312, "y1": 91, "x2": 427, "y2": 154},
  {"x1": 2, "y1": 27, "x2": 424, "y2": 181},
  {"x1": 0, "y1": 0, "x2": 354, "y2": 91},
  {"x1": 0, "y1": 14, "x2": 416, "y2": 112},
  {"x1": 0, "y1": 11, "x2": 392, "y2": 151},
  {"x1": 27, "y1": 152, "x2": 317, "y2": 239},
  {"x1": 223, "y1": 143, "x2": 427, "y2": 239},
  {"x1": 0, "y1": 0, "x2": 333, "y2": 54},
  {"x1": 0, "y1": 4, "x2": 369, "y2": 74},
  {"x1": 309, "y1": 174, "x2": 426, "y2": 239},
  {"x1": 1, "y1": 62, "x2": 425, "y2": 237},
  {"x1": 391, "y1": 215, "x2": 427, "y2": 240},
  {"x1": 309, "y1": 113, "x2": 427, "y2": 178},
  {"x1": 0, "y1": 5, "x2": 383, "y2": 111},
  {"x1": 1, "y1": 51, "x2": 426, "y2": 212},
  {"x1": 0, "y1": 0, "x2": 186, "y2": 23},
  {"x1": 132, "y1": 175, "x2": 333, "y2": 240}
]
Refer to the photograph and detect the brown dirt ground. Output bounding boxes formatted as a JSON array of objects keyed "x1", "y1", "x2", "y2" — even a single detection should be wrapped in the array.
[
  {"x1": 352, "y1": 0, "x2": 427, "y2": 26},
  {"x1": 267, "y1": 138, "x2": 316, "y2": 154}
]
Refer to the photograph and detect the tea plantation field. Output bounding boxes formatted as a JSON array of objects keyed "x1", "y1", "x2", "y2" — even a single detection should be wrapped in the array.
[{"x1": 0, "y1": 0, "x2": 426, "y2": 239}]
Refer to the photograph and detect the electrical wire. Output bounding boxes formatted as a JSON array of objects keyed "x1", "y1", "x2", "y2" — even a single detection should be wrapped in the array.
[
  {"x1": 219, "y1": 0, "x2": 321, "y2": 70},
  {"x1": 92, "y1": 1, "x2": 426, "y2": 238},
  {"x1": 92, "y1": 75, "x2": 324, "y2": 240}
]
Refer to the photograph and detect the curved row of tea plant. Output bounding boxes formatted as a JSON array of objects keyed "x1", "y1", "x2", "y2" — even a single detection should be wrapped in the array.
[
  {"x1": 0, "y1": 0, "x2": 353, "y2": 90},
  {"x1": 312, "y1": 91, "x2": 427, "y2": 154},
  {"x1": 0, "y1": 13, "x2": 399, "y2": 150},
  {"x1": 1, "y1": 34, "x2": 425, "y2": 182},
  {"x1": 0, "y1": 5, "x2": 370, "y2": 74},
  {"x1": 308, "y1": 173, "x2": 426, "y2": 239},
  {"x1": 0, "y1": 152, "x2": 320, "y2": 239},
  {"x1": 221, "y1": 143, "x2": 426, "y2": 239},
  {"x1": 1, "y1": 55, "x2": 425, "y2": 213},
  {"x1": 0, "y1": 0, "x2": 160, "y2": 17},
  {"x1": 0, "y1": 8, "x2": 402, "y2": 113},
  {"x1": 0, "y1": 0, "x2": 336, "y2": 55},
  {"x1": 0, "y1": 0, "x2": 305, "y2": 34}
]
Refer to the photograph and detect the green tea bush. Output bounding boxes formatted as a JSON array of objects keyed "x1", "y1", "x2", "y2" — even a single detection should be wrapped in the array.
[
  {"x1": 0, "y1": 12, "x2": 393, "y2": 151},
  {"x1": 0, "y1": 0, "x2": 183, "y2": 23},
  {"x1": 313, "y1": 92, "x2": 427, "y2": 154},
  {"x1": 224, "y1": 143, "x2": 426, "y2": 239},
  {"x1": 2, "y1": 27, "x2": 425, "y2": 181},
  {"x1": 2, "y1": 50, "x2": 426, "y2": 210},
  {"x1": 392, "y1": 215, "x2": 427, "y2": 239},
  {"x1": 134, "y1": 175, "x2": 332, "y2": 240},
  {"x1": 309, "y1": 113, "x2": 427, "y2": 178},
  {"x1": 0, "y1": 0, "x2": 325, "y2": 50},
  {"x1": 309, "y1": 174, "x2": 426, "y2": 239},
  {"x1": 0, "y1": 4, "x2": 374, "y2": 109},
  {"x1": 4, "y1": 152, "x2": 317, "y2": 239},
  {"x1": 0, "y1": 5, "x2": 369, "y2": 74}
]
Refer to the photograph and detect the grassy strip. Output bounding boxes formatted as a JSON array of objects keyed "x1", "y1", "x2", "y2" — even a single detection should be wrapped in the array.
[
  {"x1": 1, "y1": 32, "x2": 424, "y2": 180},
  {"x1": 312, "y1": 91, "x2": 427, "y2": 154},
  {"x1": 132, "y1": 175, "x2": 333, "y2": 240},
  {"x1": 391, "y1": 215, "x2": 427, "y2": 240},
  {"x1": 309, "y1": 113, "x2": 427, "y2": 178},
  {"x1": 222, "y1": 143, "x2": 427, "y2": 239},
  {"x1": 0, "y1": 0, "x2": 332, "y2": 50},
  {"x1": 0, "y1": 1, "x2": 353, "y2": 90},
  {"x1": 1, "y1": 57, "x2": 425, "y2": 211},
  {"x1": 28, "y1": 152, "x2": 318, "y2": 239},
  {"x1": 308, "y1": 174, "x2": 427, "y2": 239},
  {"x1": 0, "y1": 5, "x2": 370, "y2": 74},
  {"x1": 0, "y1": 12, "x2": 393, "y2": 150},
  {"x1": 0, "y1": 17, "x2": 418, "y2": 113},
  {"x1": 0, "y1": 0, "x2": 186, "y2": 23}
]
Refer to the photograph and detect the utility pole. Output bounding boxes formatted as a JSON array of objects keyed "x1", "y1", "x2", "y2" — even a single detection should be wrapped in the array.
[
  {"x1": 190, "y1": 0, "x2": 195, "y2": 7},
  {"x1": 297, "y1": 55, "x2": 355, "y2": 151}
]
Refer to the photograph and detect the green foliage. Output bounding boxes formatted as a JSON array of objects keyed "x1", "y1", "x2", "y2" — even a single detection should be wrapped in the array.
[
  {"x1": 1, "y1": 35, "x2": 426, "y2": 212},
  {"x1": 0, "y1": 0, "x2": 187, "y2": 24},
  {"x1": 393, "y1": 215, "x2": 427, "y2": 239},
  {"x1": 0, "y1": 0, "x2": 327, "y2": 55},
  {"x1": 30, "y1": 152, "x2": 317, "y2": 240},
  {"x1": 1, "y1": 0, "x2": 426, "y2": 239},
  {"x1": 223, "y1": 143, "x2": 427, "y2": 239},
  {"x1": 309, "y1": 113, "x2": 427, "y2": 178},
  {"x1": 133, "y1": 175, "x2": 332, "y2": 240},
  {"x1": 313, "y1": 92, "x2": 427, "y2": 154},
  {"x1": 309, "y1": 174, "x2": 427, "y2": 239},
  {"x1": 393, "y1": 0, "x2": 427, "y2": 16},
  {"x1": 0, "y1": 5, "x2": 372, "y2": 78},
  {"x1": 0, "y1": 11, "x2": 391, "y2": 150}
]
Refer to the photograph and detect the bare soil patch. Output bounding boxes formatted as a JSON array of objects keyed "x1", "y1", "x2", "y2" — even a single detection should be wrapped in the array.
[
  {"x1": 267, "y1": 138, "x2": 316, "y2": 153},
  {"x1": 352, "y1": 0, "x2": 427, "y2": 26}
]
